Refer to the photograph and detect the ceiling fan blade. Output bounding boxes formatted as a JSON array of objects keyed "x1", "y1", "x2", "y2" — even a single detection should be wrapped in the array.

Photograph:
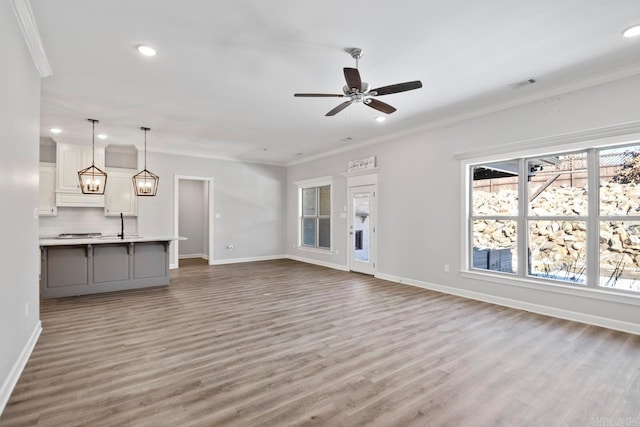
[
  {"x1": 365, "y1": 98, "x2": 397, "y2": 114},
  {"x1": 326, "y1": 101, "x2": 353, "y2": 116},
  {"x1": 371, "y1": 80, "x2": 423, "y2": 96},
  {"x1": 294, "y1": 93, "x2": 345, "y2": 97},
  {"x1": 343, "y1": 68, "x2": 362, "y2": 92}
]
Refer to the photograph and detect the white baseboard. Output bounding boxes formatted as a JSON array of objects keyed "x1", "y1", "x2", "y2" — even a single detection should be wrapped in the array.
[
  {"x1": 375, "y1": 272, "x2": 640, "y2": 336},
  {"x1": 179, "y1": 253, "x2": 209, "y2": 260},
  {"x1": 0, "y1": 320, "x2": 42, "y2": 416},
  {"x1": 287, "y1": 255, "x2": 349, "y2": 272},
  {"x1": 211, "y1": 255, "x2": 287, "y2": 265}
]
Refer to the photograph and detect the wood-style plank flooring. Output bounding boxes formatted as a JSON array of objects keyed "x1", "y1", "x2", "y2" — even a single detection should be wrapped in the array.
[{"x1": 2, "y1": 259, "x2": 639, "y2": 426}]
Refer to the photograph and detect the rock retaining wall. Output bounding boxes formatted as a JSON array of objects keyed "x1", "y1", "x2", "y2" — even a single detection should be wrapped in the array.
[{"x1": 473, "y1": 183, "x2": 640, "y2": 284}]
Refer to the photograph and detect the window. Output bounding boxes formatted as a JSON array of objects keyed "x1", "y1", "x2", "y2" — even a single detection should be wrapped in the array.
[
  {"x1": 527, "y1": 152, "x2": 588, "y2": 284},
  {"x1": 598, "y1": 145, "x2": 640, "y2": 292},
  {"x1": 298, "y1": 179, "x2": 331, "y2": 250},
  {"x1": 467, "y1": 143, "x2": 640, "y2": 294},
  {"x1": 471, "y1": 160, "x2": 518, "y2": 274}
]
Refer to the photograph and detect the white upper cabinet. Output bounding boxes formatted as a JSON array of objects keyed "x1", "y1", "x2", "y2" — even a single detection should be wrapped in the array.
[
  {"x1": 39, "y1": 163, "x2": 57, "y2": 216},
  {"x1": 105, "y1": 168, "x2": 137, "y2": 217},
  {"x1": 56, "y1": 143, "x2": 105, "y2": 192},
  {"x1": 56, "y1": 143, "x2": 105, "y2": 207}
]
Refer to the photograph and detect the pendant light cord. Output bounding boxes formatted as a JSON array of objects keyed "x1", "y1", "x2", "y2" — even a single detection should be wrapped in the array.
[
  {"x1": 92, "y1": 120, "x2": 96, "y2": 165},
  {"x1": 141, "y1": 127, "x2": 150, "y2": 170},
  {"x1": 144, "y1": 128, "x2": 147, "y2": 170}
]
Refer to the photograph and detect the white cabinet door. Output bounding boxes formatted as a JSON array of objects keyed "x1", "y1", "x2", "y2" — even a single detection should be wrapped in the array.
[
  {"x1": 56, "y1": 143, "x2": 105, "y2": 193},
  {"x1": 56, "y1": 144, "x2": 82, "y2": 192},
  {"x1": 39, "y1": 163, "x2": 57, "y2": 216},
  {"x1": 105, "y1": 169, "x2": 137, "y2": 216},
  {"x1": 56, "y1": 143, "x2": 106, "y2": 207}
]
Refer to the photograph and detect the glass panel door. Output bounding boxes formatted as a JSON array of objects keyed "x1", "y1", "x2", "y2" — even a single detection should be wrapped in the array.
[{"x1": 349, "y1": 185, "x2": 377, "y2": 275}]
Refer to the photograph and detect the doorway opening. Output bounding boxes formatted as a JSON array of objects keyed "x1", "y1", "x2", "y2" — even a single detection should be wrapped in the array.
[{"x1": 174, "y1": 176, "x2": 214, "y2": 268}]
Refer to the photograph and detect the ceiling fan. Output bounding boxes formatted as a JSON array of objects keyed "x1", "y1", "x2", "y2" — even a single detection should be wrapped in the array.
[{"x1": 294, "y1": 48, "x2": 422, "y2": 116}]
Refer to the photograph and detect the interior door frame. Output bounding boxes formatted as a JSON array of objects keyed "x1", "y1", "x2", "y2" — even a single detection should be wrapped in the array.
[
  {"x1": 173, "y1": 175, "x2": 214, "y2": 268},
  {"x1": 346, "y1": 171, "x2": 378, "y2": 274}
]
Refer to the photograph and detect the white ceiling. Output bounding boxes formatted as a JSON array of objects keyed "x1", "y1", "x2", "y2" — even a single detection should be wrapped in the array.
[{"x1": 31, "y1": 0, "x2": 640, "y2": 165}]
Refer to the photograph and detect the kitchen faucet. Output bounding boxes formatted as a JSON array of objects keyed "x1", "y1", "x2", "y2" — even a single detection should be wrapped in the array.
[{"x1": 118, "y1": 212, "x2": 124, "y2": 239}]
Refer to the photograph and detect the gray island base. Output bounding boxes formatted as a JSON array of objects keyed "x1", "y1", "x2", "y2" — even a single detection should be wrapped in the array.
[{"x1": 39, "y1": 237, "x2": 181, "y2": 299}]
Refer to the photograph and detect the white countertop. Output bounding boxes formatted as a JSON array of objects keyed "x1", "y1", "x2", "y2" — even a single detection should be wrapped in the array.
[{"x1": 39, "y1": 235, "x2": 186, "y2": 246}]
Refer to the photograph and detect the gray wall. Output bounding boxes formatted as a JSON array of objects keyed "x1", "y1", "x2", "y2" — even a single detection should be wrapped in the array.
[
  {"x1": 0, "y1": 0, "x2": 41, "y2": 410},
  {"x1": 178, "y1": 179, "x2": 207, "y2": 258},
  {"x1": 287, "y1": 73, "x2": 640, "y2": 330},
  {"x1": 137, "y1": 152, "x2": 286, "y2": 266}
]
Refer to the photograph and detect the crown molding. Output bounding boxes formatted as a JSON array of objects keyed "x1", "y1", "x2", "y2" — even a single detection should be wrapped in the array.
[
  {"x1": 11, "y1": 0, "x2": 52, "y2": 78},
  {"x1": 148, "y1": 146, "x2": 286, "y2": 167},
  {"x1": 453, "y1": 120, "x2": 640, "y2": 161}
]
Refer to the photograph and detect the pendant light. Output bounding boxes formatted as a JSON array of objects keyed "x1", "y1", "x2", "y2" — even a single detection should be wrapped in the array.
[
  {"x1": 78, "y1": 119, "x2": 107, "y2": 194},
  {"x1": 132, "y1": 126, "x2": 159, "y2": 196}
]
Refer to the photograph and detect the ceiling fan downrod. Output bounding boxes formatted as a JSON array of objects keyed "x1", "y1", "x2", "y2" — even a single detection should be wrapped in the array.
[{"x1": 349, "y1": 48, "x2": 363, "y2": 69}]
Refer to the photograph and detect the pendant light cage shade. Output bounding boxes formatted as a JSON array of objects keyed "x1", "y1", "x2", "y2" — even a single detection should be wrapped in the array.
[
  {"x1": 78, "y1": 118, "x2": 107, "y2": 195},
  {"x1": 134, "y1": 126, "x2": 159, "y2": 196},
  {"x1": 78, "y1": 164, "x2": 108, "y2": 194},
  {"x1": 132, "y1": 169, "x2": 159, "y2": 196}
]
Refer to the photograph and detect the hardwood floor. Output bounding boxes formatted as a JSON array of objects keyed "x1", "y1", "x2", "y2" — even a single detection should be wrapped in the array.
[{"x1": 2, "y1": 259, "x2": 639, "y2": 426}]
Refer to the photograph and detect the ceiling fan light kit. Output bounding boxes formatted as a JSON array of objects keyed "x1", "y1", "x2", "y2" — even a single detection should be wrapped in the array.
[{"x1": 294, "y1": 47, "x2": 422, "y2": 116}]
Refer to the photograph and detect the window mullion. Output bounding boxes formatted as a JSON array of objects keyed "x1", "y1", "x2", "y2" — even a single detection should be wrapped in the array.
[
  {"x1": 518, "y1": 158, "x2": 528, "y2": 279},
  {"x1": 587, "y1": 148, "x2": 599, "y2": 288}
]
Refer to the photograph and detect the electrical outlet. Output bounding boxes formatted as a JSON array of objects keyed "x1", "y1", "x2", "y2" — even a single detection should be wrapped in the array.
[
  {"x1": 25, "y1": 302, "x2": 29, "y2": 317},
  {"x1": 335, "y1": 249, "x2": 339, "y2": 255},
  {"x1": 444, "y1": 264, "x2": 450, "y2": 273}
]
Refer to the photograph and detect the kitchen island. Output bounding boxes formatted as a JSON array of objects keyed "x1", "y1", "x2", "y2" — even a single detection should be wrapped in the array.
[{"x1": 39, "y1": 236, "x2": 184, "y2": 299}]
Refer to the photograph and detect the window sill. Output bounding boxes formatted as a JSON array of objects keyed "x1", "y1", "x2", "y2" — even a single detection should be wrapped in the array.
[
  {"x1": 460, "y1": 270, "x2": 640, "y2": 307},
  {"x1": 296, "y1": 246, "x2": 333, "y2": 255}
]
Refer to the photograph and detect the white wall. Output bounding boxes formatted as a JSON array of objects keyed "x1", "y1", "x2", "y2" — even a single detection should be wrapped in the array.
[
  {"x1": 287, "y1": 73, "x2": 640, "y2": 332},
  {"x1": 178, "y1": 179, "x2": 206, "y2": 258},
  {"x1": 0, "y1": 1, "x2": 42, "y2": 413},
  {"x1": 137, "y1": 152, "x2": 286, "y2": 266}
]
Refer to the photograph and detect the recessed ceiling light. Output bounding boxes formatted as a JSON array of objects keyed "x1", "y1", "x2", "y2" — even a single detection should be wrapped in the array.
[
  {"x1": 97, "y1": 134, "x2": 107, "y2": 140},
  {"x1": 137, "y1": 45, "x2": 156, "y2": 56},
  {"x1": 623, "y1": 25, "x2": 640, "y2": 38},
  {"x1": 50, "y1": 128, "x2": 61, "y2": 134},
  {"x1": 375, "y1": 116, "x2": 386, "y2": 123}
]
